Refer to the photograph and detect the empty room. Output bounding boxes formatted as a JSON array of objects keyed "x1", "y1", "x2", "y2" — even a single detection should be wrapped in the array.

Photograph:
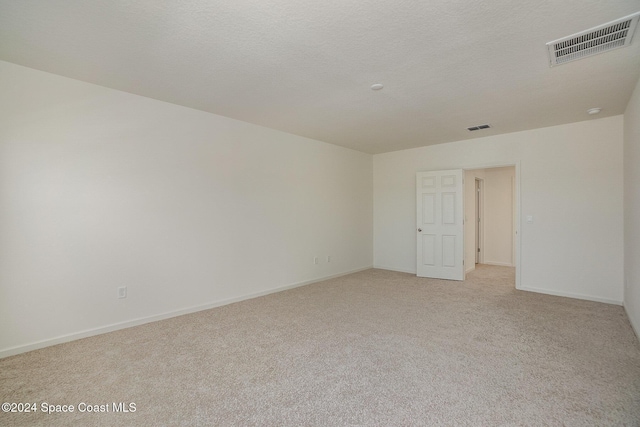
[{"x1": 2, "y1": 1, "x2": 640, "y2": 426}]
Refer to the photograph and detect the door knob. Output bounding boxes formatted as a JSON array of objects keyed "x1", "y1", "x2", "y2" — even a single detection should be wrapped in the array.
[{"x1": 418, "y1": 228, "x2": 422, "y2": 232}]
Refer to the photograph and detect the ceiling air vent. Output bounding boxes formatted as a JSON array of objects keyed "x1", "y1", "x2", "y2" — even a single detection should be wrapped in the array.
[
  {"x1": 546, "y1": 12, "x2": 640, "y2": 67},
  {"x1": 467, "y1": 124, "x2": 491, "y2": 131}
]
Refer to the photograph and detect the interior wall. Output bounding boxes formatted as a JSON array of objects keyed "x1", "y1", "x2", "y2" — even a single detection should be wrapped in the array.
[
  {"x1": 374, "y1": 116, "x2": 624, "y2": 304},
  {"x1": 624, "y1": 74, "x2": 640, "y2": 337},
  {"x1": 0, "y1": 61, "x2": 374, "y2": 356}
]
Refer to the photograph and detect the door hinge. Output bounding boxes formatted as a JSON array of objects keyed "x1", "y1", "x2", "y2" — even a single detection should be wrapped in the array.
[{"x1": 478, "y1": 248, "x2": 480, "y2": 252}]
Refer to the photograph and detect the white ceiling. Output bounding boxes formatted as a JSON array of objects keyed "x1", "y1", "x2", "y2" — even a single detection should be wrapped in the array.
[{"x1": 1, "y1": 1, "x2": 639, "y2": 154}]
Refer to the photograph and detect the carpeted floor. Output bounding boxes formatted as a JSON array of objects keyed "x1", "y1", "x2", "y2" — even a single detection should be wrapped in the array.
[{"x1": 1, "y1": 265, "x2": 639, "y2": 426}]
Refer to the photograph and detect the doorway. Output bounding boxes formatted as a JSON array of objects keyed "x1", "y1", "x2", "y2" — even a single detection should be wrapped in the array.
[
  {"x1": 475, "y1": 178, "x2": 483, "y2": 265},
  {"x1": 415, "y1": 163, "x2": 520, "y2": 288},
  {"x1": 464, "y1": 166, "x2": 517, "y2": 284}
]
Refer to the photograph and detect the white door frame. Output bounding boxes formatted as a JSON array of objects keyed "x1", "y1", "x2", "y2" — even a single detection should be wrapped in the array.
[{"x1": 463, "y1": 161, "x2": 521, "y2": 290}]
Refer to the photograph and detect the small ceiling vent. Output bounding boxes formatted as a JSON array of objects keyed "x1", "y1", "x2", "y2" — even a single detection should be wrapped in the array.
[
  {"x1": 546, "y1": 12, "x2": 640, "y2": 67},
  {"x1": 467, "y1": 124, "x2": 491, "y2": 131}
]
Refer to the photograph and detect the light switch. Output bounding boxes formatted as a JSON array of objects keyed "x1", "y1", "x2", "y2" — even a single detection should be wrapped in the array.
[{"x1": 526, "y1": 215, "x2": 533, "y2": 224}]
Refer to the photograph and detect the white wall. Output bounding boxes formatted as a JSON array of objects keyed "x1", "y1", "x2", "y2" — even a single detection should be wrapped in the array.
[
  {"x1": 624, "y1": 75, "x2": 640, "y2": 337},
  {"x1": 0, "y1": 61, "x2": 373, "y2": 357},
  {"x1": 374, "y1": 116, "x2": 624, "y2": 304}
]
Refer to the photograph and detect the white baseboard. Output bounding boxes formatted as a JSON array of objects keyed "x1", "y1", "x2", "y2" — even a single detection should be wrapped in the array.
[
  {"x1": 624, "y1": 304, "x2": 640, "y2": 342},
  {"x1": 373, "y1": 264, "x2": 416, "y2": 274},
  {"x1": 0, "y1": 266, "x2": 373, "y2": 359},
  {"x1": 483, "y1": 261, "x2": 515, "y2": 267},
  {"x1": 465, "y1": 265, "x2": 476, "y2": 274},
  {"x1": 518, "y1": 286, "x2": 622, "y2": 306}
]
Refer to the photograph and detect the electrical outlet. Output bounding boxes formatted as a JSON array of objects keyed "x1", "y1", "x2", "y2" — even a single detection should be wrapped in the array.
[
  {"x1": 313, "y1": 257, "x2": 318, "y2": 265},
  {"x1": 118, "y1": 286, "x2": 127, "y2": 299}
]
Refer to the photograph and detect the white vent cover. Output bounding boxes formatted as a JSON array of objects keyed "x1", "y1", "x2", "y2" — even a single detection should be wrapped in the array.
[{"x1": 546, "y1": 12, "x2": 640, "y2": 66}]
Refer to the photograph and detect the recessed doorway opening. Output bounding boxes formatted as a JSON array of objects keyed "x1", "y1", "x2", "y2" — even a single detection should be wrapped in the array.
[
  {"x1": 464, "y1": 166, "x2": 517, "y2": 286},
  {"x1": 475, "y1": 178, "x2": 483, "y2": 265},
  {"x1": 415, "y1": 164, "x2": 520, "y2": 289}
]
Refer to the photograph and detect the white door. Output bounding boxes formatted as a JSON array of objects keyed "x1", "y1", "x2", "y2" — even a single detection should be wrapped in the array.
[{"x1": 416, "y1": 170, "x2": 464, "y2": 280}]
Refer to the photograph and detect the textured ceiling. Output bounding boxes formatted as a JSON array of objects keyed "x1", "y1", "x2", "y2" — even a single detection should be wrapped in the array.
[{"x1": 1, "y1": 1, "x2": 639, "y2": 154}]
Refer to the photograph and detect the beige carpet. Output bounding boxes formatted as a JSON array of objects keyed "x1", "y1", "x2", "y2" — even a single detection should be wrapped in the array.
[{"x1": 1, "y1": 265, "x2": 639, "y2": 426}]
